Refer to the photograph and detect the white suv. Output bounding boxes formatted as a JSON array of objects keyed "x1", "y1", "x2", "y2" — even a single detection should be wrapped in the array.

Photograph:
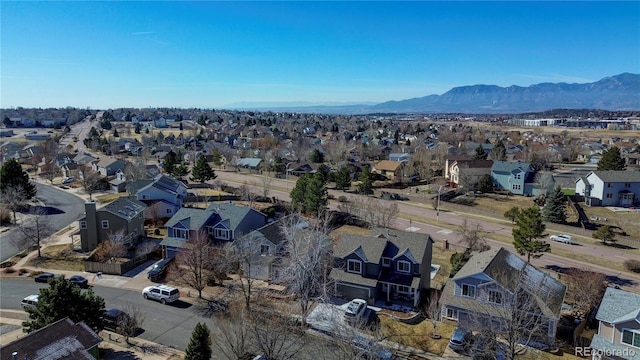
[
  {"x1": 550, "y1": 234, "x2": 576, "y2": 244},
  {"x1": 142, "y1": 285, "x2": 180, "y2": 304}
]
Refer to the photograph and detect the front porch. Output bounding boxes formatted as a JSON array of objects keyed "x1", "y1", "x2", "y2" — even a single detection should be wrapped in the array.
[{"x1": 378, "y1": 281, "x2": 420, "y2": 308}]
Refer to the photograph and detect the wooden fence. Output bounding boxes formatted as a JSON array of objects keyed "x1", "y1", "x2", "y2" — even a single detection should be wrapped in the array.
[{"x1": 84, "y1": 252, "x2": 156, "y2": 275}]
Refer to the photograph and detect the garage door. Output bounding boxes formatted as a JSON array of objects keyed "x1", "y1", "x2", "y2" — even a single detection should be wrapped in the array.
[{"x1": 337, "y1": 283, "x2": 370, "y2": 301}]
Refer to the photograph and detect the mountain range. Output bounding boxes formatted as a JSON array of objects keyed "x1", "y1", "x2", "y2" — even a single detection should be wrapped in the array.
[{"x1": 228, "y1": 73, "x2": 640, "y2": 114}]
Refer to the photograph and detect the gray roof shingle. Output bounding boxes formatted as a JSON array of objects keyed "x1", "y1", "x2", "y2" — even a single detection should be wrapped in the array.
[
  {"x1": 491, "y1": 160, "x2": 532, "y2": 174},
  {"x1": 595, "y1": 287, "x2": 640, "y2": 324},
  {"x1": 334, "y1": 228, "x2": 432, "y2": 265},
  {"x1": 592, "y1": 170, "x2": 640, "y2": 183}
]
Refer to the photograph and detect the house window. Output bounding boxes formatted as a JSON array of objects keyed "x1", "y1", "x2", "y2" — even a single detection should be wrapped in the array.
[
  {"x1": 606, "y1": 193, "x2": 613, "y2": 199},
  {"x1": 347, "y1": 259, "x2": 362, "y2": 274},
  {"x1": 166, "y1": 208, "x2": 172, "y2": 214},
  {"x1": 174, "y1": 229, "x2": 187, "y2": 239},
  {"x1": 260, "y1": 245, "x2": 270, "y2": 255},
  {"x1": 446, "y1": 307, "x2": 458, "y2": 319},
  {"x1": 101, "y1": 220, "x2": 109, "y2": 229},
  {"x1": 625, "y1": 182, "x2": 631, "y2": 188},
  {"x1": 397, "y1": 260, "x2": 411, "y2": 273},
  {"x1": 515, "y1": 174, "x2": 521, "y2": 180},
  {"x1": 512, "y1": 184, "x2": 521, "y2": 190},
  {"x1": 397, "y1": 285, "x2": 410, "y2": 294},
  {"x1": 79, "y1": 221, "x2": 87, "y2": 229},
  {"x1": 462, "y1": 284, "x2": 476, "y2": 298},
  {"x1": 621, "y1": 329, "x2": 640, "y2": 348},
  {"x1": 142, "y1": 195, "x2": 148, "y2": 199},
  {"x1": 488, "y1": 290, "x2": 503, "y2": 304},
  {"x1": 382, "y1": 257, "x2": 391, "y2": 268},
  {"x1": 607, "y1": 183, "x2": 612, "y2": 188},
  {"x1": 215, "y1": 229, "x2": 229, "y2": 240}
]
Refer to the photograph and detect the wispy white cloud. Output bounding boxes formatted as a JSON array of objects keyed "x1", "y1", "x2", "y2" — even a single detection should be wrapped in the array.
[{"x1": 131, "y1": 31, "x2": 155, "y2": 35}]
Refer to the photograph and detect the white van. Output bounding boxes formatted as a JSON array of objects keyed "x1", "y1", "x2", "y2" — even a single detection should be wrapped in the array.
[{"x1": 21, "y1": 294, "x2": 39, "y2": 308}]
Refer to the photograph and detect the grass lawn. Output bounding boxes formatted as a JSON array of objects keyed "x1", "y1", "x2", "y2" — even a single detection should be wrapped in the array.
[
  {"x1": 379, "y1": 316, "x2": 456, "y2": 355},
  {"x1": 26, "y1": 244, "x2": 85, "y2": 272},
  {"x1": 95, "y1": 192, "x2": 129, "y2": 204},
  {"x1": 580, "y1": 206, "x2": 640, "y2": 239},
  {"x1": 472, "y1": 194, "x2": 538, "y2": 217}
]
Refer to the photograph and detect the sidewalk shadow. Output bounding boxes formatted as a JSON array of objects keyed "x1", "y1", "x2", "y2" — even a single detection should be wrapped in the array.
[{"x1": 121, "y1": 260, "x2": 156, "y2": 278}]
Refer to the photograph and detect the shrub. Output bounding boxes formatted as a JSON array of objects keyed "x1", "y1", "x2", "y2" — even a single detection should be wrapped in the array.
[
  {"x1": 154, "y1": 229, "x2": 161, "y2": 235},
  {"x1": 338, "y1": 196, "x2": 349, "y2": 203},
  {"x1": 0, "y1": 260, "x2": 16, "y2": 268},
  {"x1": 3, "y1": 267, "x2": 16, "y2": 274},
  {"x1": 18, "y1": 268, "x2": 28, "y2": 275},
  {"x1": 624, "y1": 259, "x2": 640, "y2": 273},
  {"x1": 0, "y1": 208, "x2": 12, "y2": 225}
]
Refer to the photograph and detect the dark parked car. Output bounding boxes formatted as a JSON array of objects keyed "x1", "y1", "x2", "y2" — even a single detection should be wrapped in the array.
[
  {"x1": 34, "y1": 272, "x2": 56, "y2": 283},
  {"x1": 103, "y1": 308, "x2": 131, "y2": 332},
  {"x1": 69, "y1": 275, "x2": 89, "y2": 288},
  {"x1": 147, "y1": 258, "x2": 174, "y2": 282}
]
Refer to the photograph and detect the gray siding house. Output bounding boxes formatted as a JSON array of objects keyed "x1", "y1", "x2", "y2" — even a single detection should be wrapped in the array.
[
  {"x1": 439, "y1": 247, "x2": 567, "y2": 346},
  {"x1": 160, "y1": 203, "x2": 266, "y2": 258},
  {"x1": 575, "y1": 171, "x2": 640, "y2": 207},
  {"x1": 77, "y1": 198, "x2": 147, "y2": 252},
  {"x1": 491, "y1": 161, "x2": 536, "y2": 196},
  {"x1": 128, "y1": 174, "x2": 188, "y2": 218},
  {"x1": 330, "y1": 229, "x2": 434, "y2": 308},
  {"x1": 589, "y1": 287, "x2": 640, "y2": 360}
]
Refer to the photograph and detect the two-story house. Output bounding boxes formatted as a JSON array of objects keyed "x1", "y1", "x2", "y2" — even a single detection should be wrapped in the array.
[
  {"x1": 373, "y1": 160, "x2": 406, "y2": 181},
  {"x1": 589, "y1": 287, "x2": 640, "y2": 360},
  {"x1": 235, "y1": 216, "x2": 330, "y2": 284},
  {"x1": 160, "y1": 203, "x2": 266, "y2": 258},
  {"x1": 92, "y1": 158, "x2": 127, "y2": 176},
  {"x1": 77, "y1": 198, "x2": 147, "y2": 252},
  {"x1": 439, "y1": 247, "x2": 567, "y2": 346},
  {"x1": 330, "y1": 229, "x2": 434, "y2": 308},
  {"x1": 128, "y1": 174, "x2": 188, "y2": 219},
  {"x1": 448, "y1": 159, "x2": 493, "y2": 189},
  {"x1": 575, "y1": 171, "x2": 640, "y2": 207},
  {"x1": 491, "y1": 161, "x2": 536, "y2": 196}
]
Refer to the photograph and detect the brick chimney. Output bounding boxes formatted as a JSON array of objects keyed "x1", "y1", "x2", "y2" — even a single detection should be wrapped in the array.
[{"x1": 83, "y1": 201, "x2": 99, "y2": 252}]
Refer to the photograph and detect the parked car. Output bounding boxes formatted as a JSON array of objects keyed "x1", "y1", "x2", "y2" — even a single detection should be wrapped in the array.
[
  {"x1": 21, "y1": 295, "x2": 39, "y2": 309},
  {"x1": 549, "y1": 234, "x2": 576, "y2": 244},
  {"x1": 68, "y1": 275, "x2": 89, "y2": 288},
  {"x1": 344, "y1": 299, "x2": 368, "y2": 323},
  {"x1": 142, "y1": 285, "x2": 180, "y2": 304},
  {"x1": 34, "y1": 272, "x2": 56, "y2": 283},
  {"x1": 62, "y1": 176, "x2": 74, "y2": 184},
  {"x1": 147, "y1": 258, "x2": 174, "y2": 282},
  {"x1": 103, "y1": 308, "x2": 131, "y2": 332},
  {"x1": 352, "y1": 335, "x2": 394, "y2": 360},
  {"x1": 449, "y1": 327, "x2": 473, "y2": 353}
]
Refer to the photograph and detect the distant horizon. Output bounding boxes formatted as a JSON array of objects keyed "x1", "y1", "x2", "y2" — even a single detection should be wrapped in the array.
[{"x1": 2, "y1": 2, "x2": 639, "y2": 109}]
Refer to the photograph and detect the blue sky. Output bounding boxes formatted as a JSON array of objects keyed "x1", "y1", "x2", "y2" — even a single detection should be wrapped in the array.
[{"x1": 2, "y1": 1, "x2": 639, "y2": 109}]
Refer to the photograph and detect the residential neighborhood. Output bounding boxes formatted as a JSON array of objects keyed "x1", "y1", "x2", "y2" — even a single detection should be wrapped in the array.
[{"x1": 1, "y1": 107, "x2": 640, "y2": 360}]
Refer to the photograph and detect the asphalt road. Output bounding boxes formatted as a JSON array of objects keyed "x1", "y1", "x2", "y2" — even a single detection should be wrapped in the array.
[{"x1": 0, "y1": 183, "x2": 86, "y2": 262}]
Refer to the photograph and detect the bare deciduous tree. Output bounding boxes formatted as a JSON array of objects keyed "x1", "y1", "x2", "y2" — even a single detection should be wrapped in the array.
[
  {"x1": 93, "y1": 230, "x2": 128, "y2": 262},
  {"x1": 246, "y1": 310, "x2": 307, "y2": 360},
  {"x1": 279, "y1": 214, "x2": 333, "y2": 324},
  {"x1": 456, "y1": 218, "x2": 489, "y2": 251},
  {"x1": 15, "y1": 207, "x2": 54, "y2": 257},
  {"x1": 174, "y1": 230, "x2": 216, "y2": 298},
  {"x1": 79, "y1": 167, "x2": 102, "y2": 200},
  {"x1": 337, "y1": 196, "x2": 398, "y2": 230},
  {"x1": 119, "y1": 303, "x2": 146, "y2": 345},
  {"x1": 565, "y1": 268, "x2": 607, "y2": 312},
  {"x1": 2, "y1": 184, "x2": 28, "y2": 224},
  {"x1": 211, "y1": 302, "x2": 252, "y2": 360},
  {"x1": 229, "y1": 233, "x2": 262, "y2": 311}
]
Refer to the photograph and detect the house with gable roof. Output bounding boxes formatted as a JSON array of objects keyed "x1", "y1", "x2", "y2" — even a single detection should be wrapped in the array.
[
  {"x1": 128, "y1": 174, "x2": 188, "y2": 219},
  {"x1": 491, "y1": 160, "x2": 537, "y2": 196},
  {"x1": 439, "y1": 247, "x2": 567, "y2": 346},
  {"x1": 373, "y1": 160, "x2": 406, "y2": 180},
  {"x1": 589, "y1": 287, "x2": 640, "y2": 360},
  {"x1": 575, "y1": 171, "x2": 640, "y2": 207},
  {"x1": 0, "y1": 317, "x2": 102, "y2": 360},
  {"x1": 448, "y1": 159, "x2": 493, "y2": 188},
  {"x1": 160, "y1": 203, "x2": 266, "y2": 258},
  {"x1": 77, "y1": 198, "x2": 147, "y2": 252},
  {"x1": 91, "y1": 158, "x2": 126, "y2": 176},
  {"x1": 330, "y1": 229, "x2": 434, "y2": 307}
]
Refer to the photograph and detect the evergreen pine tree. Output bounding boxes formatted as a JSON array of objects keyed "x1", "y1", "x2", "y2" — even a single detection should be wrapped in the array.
[
  {"x1": 0, "y1": 158, "x2": 37, "y2": 199},
  {"x1": 358, "y1": 165, "x2": 374, "y2": 195},
  {"x1": 310, "y1": 149, "x2": 325, "y2": 163},
  {"x1": 542, "y1": 186, "x2": 567, "y2": 224},
  {"x1": 190, "y1": 155, "x2": 217, "y2": 183},
  {"x1": 290, "y1": 173, "x2": 310, "y2": 212},
  {"x1": 23, "y1": 276, "x2": 106, "y2": 333},
  {"x1": 163, "y1": 150, "x2": 178, "y2": 175},
  {"x1": 335, "y1": 166, "x2": 352, "y2": 190},
  {"x1": 473, "y1": 144, "x2": 488, "y2": 160},
  {"x1": 304, "y1": 171, "x2": 328, "y2": 215},
  {"x1": 593, "y1": 225, "x2": 616, "y2": 245},
  {"x1": 597, "y1": 146, "x2": 626, "y2": 171},
  {"x1": 211, "y1": 149, "x2": 222, "y2": 168},
  {"x1": 477, "y1": 174, "x2": 493, "y2": 193},
  {"x1": 512, "y1": 206, "x2": 550, "y2": 262},
  {"x1": 490, "y1": 139, "x2": 507, "y2": 161},
  {"x1": 184, "y1": 322, "x2": 212, "y2": 360}
]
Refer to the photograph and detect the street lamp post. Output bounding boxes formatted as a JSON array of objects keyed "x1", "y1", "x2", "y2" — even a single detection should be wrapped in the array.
[{"x1": 437, "y1": 185, "x2": 444, "y2": 224}]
